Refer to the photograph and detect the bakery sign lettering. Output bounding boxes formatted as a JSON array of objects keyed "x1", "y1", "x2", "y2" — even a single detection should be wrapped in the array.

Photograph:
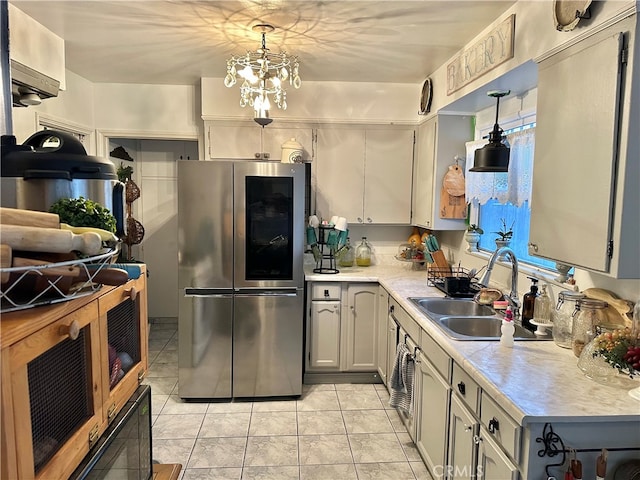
[{"x1": 447, "y1": 14, "x2": 515, "y2": 95}]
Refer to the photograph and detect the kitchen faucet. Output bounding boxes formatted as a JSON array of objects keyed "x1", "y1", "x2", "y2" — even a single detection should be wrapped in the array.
[{"x1": 478, "y1": 247, "x2": 520, "y2": 318}]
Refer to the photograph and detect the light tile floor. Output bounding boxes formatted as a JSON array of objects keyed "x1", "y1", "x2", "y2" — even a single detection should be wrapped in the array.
[{"x1": 144, "y1": 320, "x2": 434, "y2": 480}]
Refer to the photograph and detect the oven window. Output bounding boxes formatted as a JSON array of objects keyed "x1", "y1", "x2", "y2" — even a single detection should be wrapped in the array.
[{"x1": 245, "y1": 176, "x2": 294, "y2": 280}]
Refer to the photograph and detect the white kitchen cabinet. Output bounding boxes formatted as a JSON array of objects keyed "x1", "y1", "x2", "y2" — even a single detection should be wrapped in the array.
[
  {"x1": 447, "y1": 394, "x2": 479, "y2": 480},
  {"x1": 315, "y1": 126, "x2": 415, "y2": 224},
  {"x1": 205, "y1": 122, "x2": 313, "y2": 161},
  {"x1": 412, "y1": 114, "x2": 472, "y2": 230},
  {"x1": 416, "y1": 348, "x2": 451, "y2": 476},
  {"x1": 376, "y1": 285, "x2": 390, "y2": 385},
  {"x1": 476, "y1": 426, "x2": 519, "y2": 480},
  {"x1": 308, "y1": 300, "x2": 341, "y2": 370},
  {"x1": 343, "y1": 283, "x2": 378, "y2": 371},
  {"x1": 305, "y1": 282, "x2": 377, "y2": 375},
  {"x1": 530, "y1": 17, "x2": 639, "y2": 278}
]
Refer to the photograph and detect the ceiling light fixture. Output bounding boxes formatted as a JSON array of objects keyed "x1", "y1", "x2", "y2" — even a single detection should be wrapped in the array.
[
  {"x1": 470, "y1": 90, "x2": 511, "y2": 172},
  {"x1": 224, "y1": 24, "x2": 301, "y2": 127}
]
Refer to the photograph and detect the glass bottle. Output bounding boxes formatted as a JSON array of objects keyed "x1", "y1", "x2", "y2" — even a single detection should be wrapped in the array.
[
  {"x1": 337, "y1": 237, "x2": 354, "y2": 267},
  {"x1": 533, "y1": 284, "x2": 552, "y2": 324},
  {"x1": 355, "y1": 237, "x2": 372, "y2": 267},
  {"x1": 571, "y1": 298, "x2": 608, "y2": 357},
  {"x1": 552, "y1": 291, "x2": 585, "y2": 349}
]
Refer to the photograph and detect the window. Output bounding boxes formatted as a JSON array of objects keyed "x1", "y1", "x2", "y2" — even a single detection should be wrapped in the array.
[{"x1": 466, "y1": 123, "x2": 557, "y2": 271}]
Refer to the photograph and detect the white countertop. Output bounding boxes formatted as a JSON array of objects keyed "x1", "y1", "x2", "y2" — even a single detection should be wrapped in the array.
[{"x1": 305, "y1": 263, "x2": 640, "y2": 425}]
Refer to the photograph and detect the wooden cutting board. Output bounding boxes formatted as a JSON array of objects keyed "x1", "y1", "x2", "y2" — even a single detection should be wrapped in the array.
[
  {"x1": 440, "y1": 164, "x2": 467, "y2": 219},
  {"x1": 430, "y1": 250, "x2": 451, "y2": 275}
]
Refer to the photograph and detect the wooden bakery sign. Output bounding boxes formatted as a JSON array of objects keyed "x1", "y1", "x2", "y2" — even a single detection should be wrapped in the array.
[{"x1": 447, "y1": 14, "x2": 515, "y2": 95}]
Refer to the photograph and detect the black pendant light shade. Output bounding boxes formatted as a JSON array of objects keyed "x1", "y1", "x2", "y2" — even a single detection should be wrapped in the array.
[{"x1": 470, "y1": 90, "x2": 510, "y2": 172}]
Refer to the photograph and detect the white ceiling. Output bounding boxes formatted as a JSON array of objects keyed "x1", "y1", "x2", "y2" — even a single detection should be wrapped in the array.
[{"x1": 10, "y1": 0, "x2": 516, "y2": 86}]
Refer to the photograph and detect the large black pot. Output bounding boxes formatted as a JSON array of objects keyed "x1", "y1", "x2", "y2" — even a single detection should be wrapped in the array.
[{"x1": 1, "y1": 130, "x2": 124, "y2": 235}]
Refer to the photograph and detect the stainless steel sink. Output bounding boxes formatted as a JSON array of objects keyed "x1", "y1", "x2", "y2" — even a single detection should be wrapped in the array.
[
  {"x1": 438, "y1": 316, "x2": 536, "y2": 339},
  {"x1": 409, "y1": 297, "x2": 551, "y2": 341},
  {"x1": 412, "y1": 298, "x2": 495, "y2": 317}
]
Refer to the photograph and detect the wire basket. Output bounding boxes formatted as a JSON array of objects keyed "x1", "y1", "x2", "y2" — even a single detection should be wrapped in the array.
[
  {"x1": 427, "y1": 265, "x2": 481, "y2": 298},
  {"x1": 0, "y1": 245, "x2": 121, "y2": 313}
]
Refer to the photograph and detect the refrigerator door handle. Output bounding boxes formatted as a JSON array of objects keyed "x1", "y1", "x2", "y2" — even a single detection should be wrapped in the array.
[
  {"x1": 234, "y1": 288, "x2": 300, "y2": 297},
  {"x1": 184, "y1": 288, "x2": 233, "y2": 297}
]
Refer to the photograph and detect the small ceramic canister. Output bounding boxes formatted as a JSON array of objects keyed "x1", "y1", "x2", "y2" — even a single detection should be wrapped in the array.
[{"x1": 281, "y1": 138, "x2": 304, "y2": 163}]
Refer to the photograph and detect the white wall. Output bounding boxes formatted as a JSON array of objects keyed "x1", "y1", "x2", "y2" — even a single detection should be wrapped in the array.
[{"x1": 202, "y1": 78, "x2": 419, "y2": 124}]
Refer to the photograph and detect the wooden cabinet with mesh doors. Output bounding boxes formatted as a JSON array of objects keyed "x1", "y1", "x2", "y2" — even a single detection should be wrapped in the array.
[{"x1": 0, "y1": 266, "x2": 148, "y2": 480}]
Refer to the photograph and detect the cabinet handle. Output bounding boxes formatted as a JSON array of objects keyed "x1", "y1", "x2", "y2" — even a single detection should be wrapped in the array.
[
  {"x1": 457, "y1": 381, "x2": 466, "y2": 396},
  {"x1": 389, "y1": 305, "x2": 395, "y2": 314},
  {"x1": 124, "y1": 286, "x2": 138, "y2": 301},
  {"x1": 488, "y1": 417, "x2": 500, "y2": 433},
  {"x1": 107, "y1": 403, "x2": 117, "y2": 423},
  {"x1": 367, "y1": 217, "x2": 372, "y2": 223},
  {"x1": 357, "y1": 217, "x2": 363, "y2": 223},
  {"x1": 59, "y1": 320, "x2": 80, "y2": 340},
  {"x1": 473, "y1": 434, "x2": 483, "y2": 445},
  {"x1": 528, "y1": 242, "x2": 539, "y2": 252}
]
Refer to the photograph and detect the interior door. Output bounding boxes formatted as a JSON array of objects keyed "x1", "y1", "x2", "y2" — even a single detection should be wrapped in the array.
[{"x1": 530, "y1": 32, "x2": 623, "y2": 272}]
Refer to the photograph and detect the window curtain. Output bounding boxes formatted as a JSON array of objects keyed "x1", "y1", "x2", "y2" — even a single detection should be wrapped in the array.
[{"x1": 464, "y1": 128, "x2": 535, "y2": 207}]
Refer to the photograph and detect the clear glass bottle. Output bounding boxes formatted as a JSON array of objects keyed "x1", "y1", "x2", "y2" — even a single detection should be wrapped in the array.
[
  {"x1": 571, "y1": 298, "x2": 608, "y2": 357},
  {"x1": 533, "y1": 284, "x2": 552, "y2": 324},
  {"x1": 355, "y1": 237, "x2": 372, "y2": 267},
  {"x1": 552, "y1": 291, "x2": 585, "y2": 349},
  {"x1": 337, "y1": 237, "x2": 354, "y2": 267}
]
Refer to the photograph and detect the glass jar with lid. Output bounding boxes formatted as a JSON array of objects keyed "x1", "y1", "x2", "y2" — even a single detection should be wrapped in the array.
[
  {"x1": 552, "y1": 291, "x2": 585, "y2": 348},
  {"x1": 571, "y1": 298, "x2": 608, "y2": 357},
  {"x1": 355, "y1": 237, "x2": 372, "y2": 267}
]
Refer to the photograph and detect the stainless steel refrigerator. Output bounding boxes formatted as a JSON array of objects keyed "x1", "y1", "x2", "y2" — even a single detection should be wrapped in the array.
[{"x1": 177, "y1": 160, "x2": 305, "y2": 399}]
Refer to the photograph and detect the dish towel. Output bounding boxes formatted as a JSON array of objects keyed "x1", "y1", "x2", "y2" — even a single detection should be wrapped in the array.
[{"x1": 389, "y1": 342, "x2": 415, "y2": 416}]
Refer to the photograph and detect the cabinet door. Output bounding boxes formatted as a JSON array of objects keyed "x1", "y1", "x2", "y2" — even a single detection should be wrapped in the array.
[
  {"x1": 364, "y1": 129, "x2": 414, "y2": 224},
  {"x1": 416, "y1": 353, "x2": 451, "y2": 476},
  {"x1": 386, "y1": 314, "x2": 399, "y2": 386},
  {"x1": 412, "y1": 117, "x2": 436, "y2": 228},
  {"x1": 308, "y1": 300, "x2": 341, "y2": 370},
  {"x1": 376, "y1": 286, "x2": 389, "y2": 385},
  {"x1": 476, "y1": 427, "x2": 519, "y2": 480},
  {"x1": 206, "y1": 124, "x2": 261, "y2": 159},
  {"x1": 448, "y1": 394, "x2": 479, "y2": 480},
  {"x1": 315, "y1": 128, "x2": 366, "y2": 223},
  {"x1": 530, "y1": 32, "x2": 623, "y2": 273},
  {"x1": 344, "y1": 284, "x2": 377, "y2": 371}
]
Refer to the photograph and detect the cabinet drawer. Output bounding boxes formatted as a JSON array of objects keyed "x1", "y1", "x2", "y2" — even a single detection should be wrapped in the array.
[
  {"x1": 452, "y1": 362, "x2": 480, "y2": 413},
  {"x1": 420, "y1": 331, "x2": 451, "y2": 382},
  {"x1": 311, "y1": 283, "x2": 341, "y2": 300},
  {"x1": 389, "y1": 298, "x2": 420, "y2": 342},
  {"x1": 480, "y1": 392, "x2": 521, "y2": 463}
]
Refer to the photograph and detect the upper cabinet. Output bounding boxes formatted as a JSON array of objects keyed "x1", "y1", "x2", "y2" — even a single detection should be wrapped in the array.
[
  {"x1": 530, "y1": 16, "x2": 639, "y2": 279},
  {"x1": 205, "y1": 122, "x2": 313, "y2": 162},
  {"x1": 412, "y1": 114, "x2": 472, "y2": 230},
  {"x1": 315, "y1": 126, "x2": 415, "y2": 224}
]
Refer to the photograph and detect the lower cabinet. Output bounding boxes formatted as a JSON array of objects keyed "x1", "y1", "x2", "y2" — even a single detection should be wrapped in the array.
[
  {"x1": 305, "y1": 281, "x2": 377, "y2": 374},
  {"x1": 448, "y1": 394, "x2": 479, "y2": 480},
  {"x1": 476, "y1": 426, "x2": 519, "y2": 480},
  {"x1": 416, "y1": 350, "x2": 451, "y2": 475}
]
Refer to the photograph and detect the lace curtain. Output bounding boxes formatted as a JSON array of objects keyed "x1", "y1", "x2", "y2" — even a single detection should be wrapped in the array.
[{"x1": 465, "y1": 127, "x2": 535, "y2": 207}]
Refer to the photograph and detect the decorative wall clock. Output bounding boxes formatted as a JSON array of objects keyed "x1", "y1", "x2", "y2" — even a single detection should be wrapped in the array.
[
  {"x1": 419, "y1": 77, "x2": 433, "y2": 115},
  {"x1": 553, "y1": 0, "x2": 593, "y2": 31}
]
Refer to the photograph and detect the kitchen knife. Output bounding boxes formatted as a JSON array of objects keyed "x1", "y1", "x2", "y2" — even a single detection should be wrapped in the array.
[
  {"x1": 0, "y1": 224, "x2": 102, "y2": 256},
  {"x1": 0, "y1": 207, "x2": 60, "y2": 229}
]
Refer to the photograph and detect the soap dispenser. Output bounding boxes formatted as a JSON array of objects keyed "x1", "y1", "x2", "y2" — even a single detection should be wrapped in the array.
[
  {"x1": 500, "y1": 307, "x2": 515, "y2": 348},
  {"x1": 521, "y1": 277, "x2": 539, "y2": 332}
]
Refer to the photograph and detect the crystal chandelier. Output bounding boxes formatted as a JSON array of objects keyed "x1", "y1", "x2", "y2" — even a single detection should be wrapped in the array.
[{"x1": 224, "y1": 24, "x2": 301, "y2": 125}]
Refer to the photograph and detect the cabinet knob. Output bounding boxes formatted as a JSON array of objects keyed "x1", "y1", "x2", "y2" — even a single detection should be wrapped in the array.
[
  {"x1": 457, "y1": 381, "x2": 466, "y2": 395},
  {"x1": 389, "y1": 305, "x2": 395, "y2": 314},
  {"x1": 528, "y1": 242, "x2": 539, "y2": 252},
  {"x1": 464, "y1": 423, "x2": 472, "y2": 433},
  {"x1": 488, "y1": 417, "x2": 500, "y2": 433},
  {"x1": 124, "y1": 286, "x2": 138, "y2": 301},
  {"x1": 473, "y1": 434, "x2": 483, "y2": 445},
  {"x1": 59, "y1": 320, "x2": 80, "y2": 340},
  {"x1": 367, "y1": 217, "x2": 372, "y2": 223},
  {"x1": 357, "y1": 217, "x2": 363, "y2": 223}
]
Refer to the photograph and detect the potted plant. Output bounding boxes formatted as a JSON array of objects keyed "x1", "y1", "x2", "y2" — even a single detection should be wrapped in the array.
[
  {"x1": 493, "y1": 218, "x2": 514, "y2": 249},
  {"x1": 464, "y1": 224, "x2": 484, "y2": 252}
]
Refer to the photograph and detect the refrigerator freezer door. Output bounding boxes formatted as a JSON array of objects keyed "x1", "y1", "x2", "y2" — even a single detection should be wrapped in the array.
[
  {"x1": 179, "y1": 289, "x2": 233, "y2": 398},
  {"x1": 177, "y1": 160, "x2": 233, "y2": 289},
  {"x1": 233, "y1": 289, "x2": 304, "y2": 397},
  {"x1": 233, "y1": 162, "x2": 305, "y2": 289}
]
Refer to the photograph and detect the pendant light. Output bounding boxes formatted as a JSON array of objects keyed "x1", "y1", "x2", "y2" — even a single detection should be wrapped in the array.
[{"x1": 470, "y1": 90, "x2": 511, "y2": 172}]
